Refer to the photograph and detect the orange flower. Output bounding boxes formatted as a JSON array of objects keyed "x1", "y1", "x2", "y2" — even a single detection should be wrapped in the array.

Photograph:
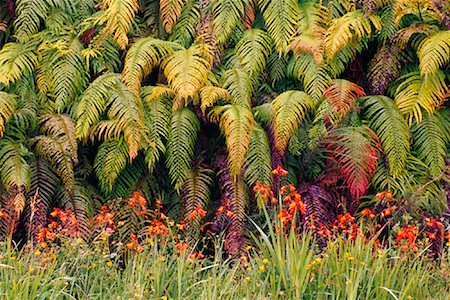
[
  {"x1": 396, "y1": 225, "x2": 418, "y2": 250},
  {"x1": 381, "y1": 206, "x2": 397, "y2": 218},
  {"x1": 177, "y1": 221, "x2": 187, "y2": 231},
  {"x1": 425, "y1": 218, "x2": 444, "y2": 229},
  {"x1": 361, "y1": 208, "x2": 376, "y2": 220},
  {"x1": 272, "y1": 166, "x2": 288, "y2": 176},
  {"x1": 189, "y1": 252, "x2": 205, "y2": 260},
  {"x1": 175, "y1": 242, "x2": 188, "y2": 253},
  {"x1": 188, "y1": 206, "x2": 207, "y2": 221}
]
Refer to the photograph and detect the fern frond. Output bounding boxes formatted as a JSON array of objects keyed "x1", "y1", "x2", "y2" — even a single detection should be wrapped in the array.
[
  {"x1": 166, "y1": 108, "x2": 200, "y2": 188},
  {"x1": 0, "y1": 42, "x2": 38, "y2": 87},
  {"x1": 394, "y1": 71, "x2": 448, "y2": 125},
  {"x1": 212, "y1": 0, "x2": 245, "y2": 44},
  {"x1": 211, "y1": 104, "x2": 255, "y2": 178},
  {"x1": 234, "y1": 29, "x2": 273, "y2": 79},
  {"x1": 163, "y1": 44, "x2": 212, "y2": 101},
  {"x1": 325, "y1": 10, "x2": 381, "y2": 60},
  {"x1": 223, "y1": 68, "x2": 253, "y2": 108},
  {"x1": 243, "y1": 123, "x2": 272, "y2": 187},
  {"x1": 323, "y1": 79, "x2": 365, "y2": 116},
  {"x1": 200, "y1": 86, "x2": 231, "y2": 114},
  {"x1": 76, "y1": 73, "x2": 122, "y2": 141},
  {"x1": 122, "y1": 37, "x2": 182, "y2": 94},
  {"x1": 360, "y1": 95, "x2": 410, "y2": 178},
  {"x1": 418, "y1": 30, "x2": 450, "y2": 75},
  {"x1": 169, "y1": 0, "x2": 200, "y2": 47},
  {"x1": 96, "y1": 0, "x2": 139, "y2": 49},
  {"x1": 0, "y1": 139, "x2": 31, "y2": 191},
  {"x1": 325, "y1": 126, "x2": 380, "y2": 200},
  {"x1": 160, "y1": 0, "x2": 187, "y2": 34},
  {"x1": 94, "y1": 137, "x2": 129, "y2": 193},
  {"x1": 0, "y1": 92, "x2": 17, "y2": 137},
  {"x1": 412, "y1": 112, "x2": 450, "y2": 178},
  {"x1": 181, "y1": 166, "x2": 213, "y2": 243},
  {"x1": 271, "y1": 90, "x2": 314, "y2": 154},
  {"x1": 258, "y1": 0, "x2": 300, "y2": 54},
  {"x1": 367, "y1": 43, "x2": 402, "y2": 95}
]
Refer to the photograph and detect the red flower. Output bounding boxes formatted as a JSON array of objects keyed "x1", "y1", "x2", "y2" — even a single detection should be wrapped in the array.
[{"x1": 361, "y1": 208, "x2": 375, "y2": 220}]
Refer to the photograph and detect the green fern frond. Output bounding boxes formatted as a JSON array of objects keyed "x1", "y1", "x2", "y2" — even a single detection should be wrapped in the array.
[
  {"x1": 234, "y1": 29, "x2": 273, "y2": 79},
  {"x1": 418, "y1": 30, "x2": 450, "y2": 75},
  {"x1": 360, "y1": 96, "x2": 410, "y2": 178},
  {"x1": 394, "y1": 71, "x2": 448, "y2": 125},
  {"x1": 107, "y1": 82, "x2": 145, "y2": 160},
  {"x1": 212, "y1": 0, "x2": 246, "y2": 44},
  {"x1": 163, "y1": 44, "x2": 212, "y2": 102},
  {"x1": 252, "y1": 103, "x2": 273, "y2": 125},
  {"x1": 94, "y1": 137, "x2": 129, "y2": 193},
  {"x1": 258, "y1": 0, "x2": 300, "y2": 54},
  {"x1": 243, "y1": 124, "x2": 272, "y2": 187},
  {"x1": 166, "y1": 108, "x2": 200, "y2": 188},
  {"x1": 76, "y1": 73, "x2": 122, "y2": 141},
  {"x1": 412, "y1": 112, "x2": 450, "y2": 178},
  {"x1": 169, "y1": 0, "x2": 200, "y2": 47},
  {"x1": 0, "y1": 42, "x2": 38, "y2": 87},
  {"x1": 0, "y1": 92, "x2": 17, "y2": 137},
  {"x1": 0, "y1": 139, "x2": 31, "y2": 192},
  {"x1": 223, "y1": 68, "x2": 253, "y2": 108},
  {"x1": 211, "y1": 104, "x2": 255, "y2": 178},
  {"x1": 272, "y1": 90, "x2": 314, "y2": 154},
  {"x1": 122, "y1": 37, "x2": 182, "y2": 94}
]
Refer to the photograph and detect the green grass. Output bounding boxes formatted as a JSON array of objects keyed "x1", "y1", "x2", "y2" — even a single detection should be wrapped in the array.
[{"x1": 1, "y1": 232, "x2": 450, "y2": 300}]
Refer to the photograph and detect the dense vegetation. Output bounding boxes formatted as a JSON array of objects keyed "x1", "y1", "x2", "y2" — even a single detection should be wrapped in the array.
[{"x1": 0, "y1": 0, "x2": 449, "y2": 261}]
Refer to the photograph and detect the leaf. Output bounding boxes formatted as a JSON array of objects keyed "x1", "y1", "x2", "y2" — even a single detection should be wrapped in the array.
[
  {"x1": 223, "y1": 68, "x2": 253, "y2": 108},
  {"x1": 0, "y1": 140, "x2": 31, "y2": 192},
  {"x1": 0, "y1": 42, "x2": 38, "y2": 87},
  {"x1": 243, "y1": 124, "x2": 272, "y2": 186},
  {"x1": 272, "y1": 90, "x2": 314, "y2": 154},
  {"x1": 418, "y1": 30, "x2": 450, "y2": 75},
  {"x1": 166, "y1": 108, "x2": 200, "y2": 188},
  {"x1": 325, "y1": 126, "x2": 380, "y2": 200},
  {"x1": 200, "y1": 86, "x2": 231, "y2": 114},
  {"x1": 0, "y1": 92, "x2": 17, "y2": 137},
  {"x1": 212, "y1": 0, "x2": 246, "y2": 44},
  {"x1": 323, "y1": 79, "x2": 365, "y2": 116},
  {"x1": 122, "y1": 37, "x2": 182, "y2": 94},
  {"x1": 160, "y1": 0, "x2": 187, "y2": 34},
  {"x1": 360, "y1": 95, "x2": 410, "y2": 178}
]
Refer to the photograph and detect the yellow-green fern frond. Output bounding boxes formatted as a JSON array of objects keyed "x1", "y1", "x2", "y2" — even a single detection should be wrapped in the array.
[
  {"x1": 96, "y1": 0, "x2": 139, "y2": 49},
  {"x1": 163, "y1": 44, "x2": 212, "y2": 101},
  {"x1": 234, "y1": 29, "x2": 273, "y2": 79},
  {"x1": 395, "y1": 71, "x2": 448, "y2": 125},
  {"x1": 323, "y1": 79, "x2": 365, "y2": 116},
  {"x1": 166, "y1": 108, "x2": 200, "y2": 188},
  {"x1": 418, "y1": 30, "x2": 450, "y2": 75},
  {"x1": 0, "y1": 92, "x2": 17, "y2": 137},
  {"x1": 76, "y1": 73, "x2": 122, "y2": 141},
  {"x1": 94, "y1": 137, "x2": 129, "y2": 193},
  {"x1": 243, "y1": 123, "x2": 272, "y2": 187},
  {"x1": 212, "y1": 0, "x2": 246, "y2": 44},
  {"x1": 169, "y1": 0, "x2": 200, "y2": 47},
  {"x1": 325, "y1": 10, "x2": 381, "y2": 60},
  {"x1": 272, "y1": 90, "x2": 314, "y2": 154},
  {"x1": 223, "y1": 68, "x2": 253, "y2": 108},
  {"x1": 143, "y1": 85, "x2": 176, "y2": 102},
  {"x1": 200, "y1": 86, "x2": 231, "y2": 114},
  {"x1": 0, "y1": 139, "x2": 31, "y2": 192},
  {"x1": 160, "y1": 0, "x2": 187, "y2": 34},
  {"x1": 258, "y1": 0, "x2": 301, "y2": 54},
  {"x1": 122, "y1": 37, "x2": 182, "y2": 94},
  {"x1": 360, "y1": 96, "x2": 410, "y2": 178},
  {"x1": 412, "y1": 111, "x2": 450, "y2": 178},
  {"x1": 211, "y1": 104, "x2": 255, "y2": 177},
  {"x1": 0, "y1": 42, "x2": 38, "y2": 87}
]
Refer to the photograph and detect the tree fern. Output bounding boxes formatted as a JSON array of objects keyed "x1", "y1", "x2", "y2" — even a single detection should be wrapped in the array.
[
  {"x1": 418, "y1": 30, "x2": 450, "y2": 75},
  {"x1": 0, "y1": 42, "x2": 38, "y2": 86},
  {"x1": 412, "y1": 112, "x2": 450, "y2": 178},
  {"x1": 200, "y1": 86, "x2": 231, "y2": 114},
  {"x1": 360, "y1": 95, "x2": 410, "y2": 178},
  {"x1": 271, "y1": 90, "x2": 314, "y2": 154},
  {"x1": 223, "y1": 67, "x2": 253, "y2": 109},
  {"x1": 14, "y1": 0, "x2": 50, "y2": 41},
  {"x1": 323, "y1": 79, "x2": 365, "y2": 117},
  {"x1": 169, "y1": 0, "x2": 200, "y2": 47},
  {"x1": 210, "y1": 104, "x2": 255, "y2": 178},
  {"x1": 160, "y1": 0, "x2": 187, "y2": 34},
  {"x1": 258, "y1": 0, "x2": 300, "y2": 54},
  {"x1": 243, "y1": 123, "x2": 272, "y2": 187},
  {"x1": 122, "y1": 37, "x2": 182, "y2": 94},
  {"x1": 166, "y1": 108, "x2": 200, "y2": 188},
  {"x1": 394, "y1": 70, "x2": 448, "y2": 125}
]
